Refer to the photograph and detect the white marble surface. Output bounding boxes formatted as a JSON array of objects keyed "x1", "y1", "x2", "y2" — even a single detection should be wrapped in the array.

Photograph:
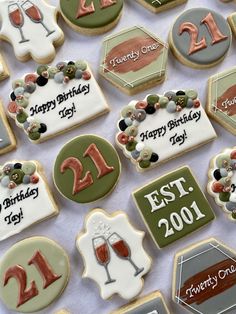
[{"x1": 0, "y1": 0, "x2": 236, "y2": 313}]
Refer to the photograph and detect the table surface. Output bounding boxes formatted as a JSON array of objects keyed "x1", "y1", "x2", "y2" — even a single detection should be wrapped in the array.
[{"x1": 0, "y1": 0, "x2": 236, "y2": 313}]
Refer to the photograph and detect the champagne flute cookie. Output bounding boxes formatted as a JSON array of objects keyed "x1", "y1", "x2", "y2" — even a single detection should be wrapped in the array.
[
  {"x1": 60, "y1": 0, "x2": 123, "y2": 35},
  {"x1": 76, "y1": 208, "x2": 152, "y2": 300},
  {"x1": 169, "y1": 8, "x2": 232, "y2": 69},
  {"x1": 0, "y1": 0, "x2": 64, "y2": 63}
]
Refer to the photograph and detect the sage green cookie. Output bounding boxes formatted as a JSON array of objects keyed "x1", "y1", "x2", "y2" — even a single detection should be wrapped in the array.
[
  {"x1": 0, "y1": 237, "x2": 70, "y2": 313},
  {"x1": 53, "y1": 135, "x2": 121, "y2": 203},
  {"x1": 133, "y1": 166, "x2": 215, "y2": 248}
]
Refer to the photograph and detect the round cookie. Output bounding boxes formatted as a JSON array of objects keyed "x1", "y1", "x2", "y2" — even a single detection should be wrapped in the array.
[
  {"x1": 0, "y1": 236, "x2": 69, "y2": 313},
  {"x1": 169, "y1": 8, "x2": 232, "y2": 69},
  {"x1": 53, "y1": 135, "x2": 121, "y2": 203},
  {"x1": 60, "y1": 0, "x2": 123, "y2": 35}
]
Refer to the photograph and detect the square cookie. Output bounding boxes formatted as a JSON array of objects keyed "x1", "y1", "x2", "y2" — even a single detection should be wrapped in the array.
[{"x1": 133, "y1": 166, "x2": 215, "y2": 248}]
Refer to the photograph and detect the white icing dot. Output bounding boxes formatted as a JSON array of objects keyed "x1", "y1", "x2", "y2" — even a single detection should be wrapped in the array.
[
  {"x1": 189, "y1": 187, "x2": 194, "y2": 192},
  {"x1": 136, "y1": 143, "x2": 145, "y2": 152}
]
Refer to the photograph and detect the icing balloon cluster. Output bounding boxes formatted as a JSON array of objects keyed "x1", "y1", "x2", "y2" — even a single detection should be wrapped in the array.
[
  {"x1": 117, "y1": 90, "x2": 200, "y2": 169},
  {"x1": 7, "y1": 60, "x2": 91, "y2": 142},
  {"x1": 211, "y1": 149, "x2": 236, "y2": 219},
  {"x1": 0, "y1": 161, "x2": 39, "y2": 189}
]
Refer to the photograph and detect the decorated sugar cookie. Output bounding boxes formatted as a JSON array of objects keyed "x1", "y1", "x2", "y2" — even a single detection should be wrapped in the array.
[
  {"x1": 207, "y1": 146, "x2": 236, "y2": 221},
  {"x1": 207, "y1": 67, "x2": 236, "y2": 135},
  {"x1": 55, "y1": 310, "x2": 70, "y2": 314},
  {"x1": 0, "y1": 101, "x2": 16, "y2": 155},
  {"x1": 76, "y1": 209, "x2": 151, "y2": 300},
  {"x1": 169, "y1": 8, "x2": 232, "y2": 69},
  {"x1": 0, "y1": 0, "x2": 64, "y2": 63},
  {"x1": 111, "y1": 290, "x2": 170, "y2": 314},
  {"x1": 53, "y1": 135, "x2": 121, "y2": 204},
  {"x1": 173, "y1": 238, "x2": 236, "y2": 314},
  {"x1": 136, "y1": 0, "x2": 187, "y2": 14},
  {"x1": 0, "y1": 236, "x2": 69, "y2": 312},
  {"x1": 8, "y1": 60, "x2": 109, "y2": 143},
  {"x1": 116, "y1": 89, "x2": 216, "y2": 171},
  {"x1": 60, "y1": 0, "x2": 123, "y2": 35},
  {"x1": 133, "y1": 166, "x2": 215, "y2": 248},
  {"x1": 0, "y1": 160, "x2": 58, "y2": 241},
  {"x1": 100, "y1": 26, "x2": 168, "y2": 95},
  {"x1": 0, "y1": 54, "x2": 9, "y2": 81}
]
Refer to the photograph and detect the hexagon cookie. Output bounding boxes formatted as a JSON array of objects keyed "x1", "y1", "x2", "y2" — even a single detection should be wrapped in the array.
[
  {"x1": 173, "y1": 238, "x2": 236, "y2": 314},
  {"x1": 136, "y1": 0, "x2": 187, "y2": 13},
  {"x1": 207, "y1": 67, "x2": 236, "y2": 135},
  {"x1": 100, "y1": 26, "x2": 168, "y2": 95}
]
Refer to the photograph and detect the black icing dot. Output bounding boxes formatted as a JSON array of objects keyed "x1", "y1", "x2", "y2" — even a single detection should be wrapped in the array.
[
  {"x1": 176, "y1": 90, "x2": 185, "y2": 96},
  {"x1": 36, "y1": 76, "x2": 48, "y2": 86},
  {"x1": 150, "y1": 153, "x2": 159, "y2": 163},
  {"x1": 145, "y1": 105, "x2": 156, "y2": 114},
  {"x1": 68, "y1": 61, "x2": 75, "y2": 65},
  {"x1": 119, "y1": 119, "x2": 128, "y2": 131},
  {"x1": 213, "y1": 169, "x2": 222, "y2": 181},
  {"x1": 14, "y1": 163, "x2": 22, "y2": 169},
  {"x1": 10, "y1": 91, "x2": 16, "y2": 101},
  {"x1": 38, "y1": 123, "x2": 47, "y2": 134}
]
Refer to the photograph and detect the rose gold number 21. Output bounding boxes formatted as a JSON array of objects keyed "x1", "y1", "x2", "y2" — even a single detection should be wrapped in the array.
[
  {"x1": 179, "y1": 12, "x2": 228, "y2": 55},
  {"x1": 3, "y1": 251, "x2": 61, "y2": 308},
  {"x1": 60, "y1": 143, "x2": 114, "y2": 195}
]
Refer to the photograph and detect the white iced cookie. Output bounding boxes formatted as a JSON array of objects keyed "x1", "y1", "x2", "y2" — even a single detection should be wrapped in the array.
[
  {"x1": 0, "y1": 53, "x2": 9, "y2": 81},
  {"x1": 0, "y1": 0, "x2": 64, "y2": 63},
  {"x1": 0, "y1": 160, "x2": 58, "y2": 241},
  {"x1": 76, "y1": 208, "x2": 152, "y2": 300}
]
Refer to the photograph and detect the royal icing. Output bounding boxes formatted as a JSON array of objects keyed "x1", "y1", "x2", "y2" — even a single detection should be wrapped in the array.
[
  {"x1": 8, "y1": 61, "x2": 109, "y2": 143},
  {"x1": 133, "y1": 166, "x2": 215, "y2": 248},
  {"x1": 112, "y1": 291, "x2": 170, "y2": 314},
  {"x1": 0, "y1": 102, "x2": 16, "y2": 155},
  {"x1": 170, "y1": 8, "x2": 231, "y2": 68},
  {"x1": 116, "y1": 90, "x2": 216, "y2": 171},
  {"x1": 208, "y1": 147, "x2": 236, "y2": 221},
  {"x1": 136, "y1": 0, "x2": 187, "y2": 13},
  {"x1": 173, "y1": 238, "x2": 236, "y2": 314},
  {"x1": 0, "y1": 0, "x2": 64, "y2": 63},
  {"x1": 0, "y1": 160, "x2": 58, "y2": 241},
  {"x1": 0, "y1": 236, "x2": 69, "y2": 312},
  {"x1": 76, "y1": 209, "x2": 151, "y2": 300},
  {"x1": 53, "y1": 135, "x2": 121, "y2": 204},
  {"x1": 60, "y1": 0, "x2": 123, "y2": 34},
  {"x1": 100, "y1": 26, "x2": 168, "y2": 95},
  {"x1": 207, "y1": 67, "x2": 236, "y2": 135}
]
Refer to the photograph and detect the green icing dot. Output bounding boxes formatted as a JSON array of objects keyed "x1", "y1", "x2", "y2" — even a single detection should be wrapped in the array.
[
  {"x1": 147, "y1": 94, "x2": 159, "y2": 105},
  {"x1": 126, "y1": 141, "x2": 137, "y2": 152},
  {"x1": 219, "y1": 192, "x2": 230, "y2": 202},
  {"x1": 10, "y1": 169, "x2": 24, "y2": 184},
  {"x1": 16, "y1": 112, "x2": 28, "y2": 124},
  {"x1": 139, "y1": 160, "x2": 151, "y2": 169},
  {"x1": 37, "y1": 65, "x2": 49, "y2": 75},
  {"x1": 216, "y1": 155, "x2": 231, "y2": 168},
  {"x1": 29, "y1": 132, "x2": 40, "y2": 141},
  {"x1": 75, "y1": 60, "x2": 87, "y2": 71},
  {"x1": 159, "y1": 96, "x2": 169, "y2": 108},
  {"x1": 63, "y1": 65, "x2": 76, "y2": 79},
  {"x1": 22, "y1": 162, "x2": 36, "y2": 175}
]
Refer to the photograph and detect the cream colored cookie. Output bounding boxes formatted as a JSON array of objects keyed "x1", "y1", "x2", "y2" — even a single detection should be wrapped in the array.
[
  {"x1": 7, "y1": 60, "x2": 109, "y2": 143},
  {"x1": 0, "y1": 100, "x2": 16, "y2": 155},
  {"x1": 76, "y1": 208, "x2": 152, "y2": 300},
  {"x1": 0, "y1": 160, "x2": 58, "y2": 241},
  {"x1": 0, "y1": 0, "x2": 64, "y2": 64},
  {"x1": 54, "y1": 310, "x2": 71, "y2": 314},
  {"x1": 0, "y1": 53, "x2": 9, "y2": 81}
]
